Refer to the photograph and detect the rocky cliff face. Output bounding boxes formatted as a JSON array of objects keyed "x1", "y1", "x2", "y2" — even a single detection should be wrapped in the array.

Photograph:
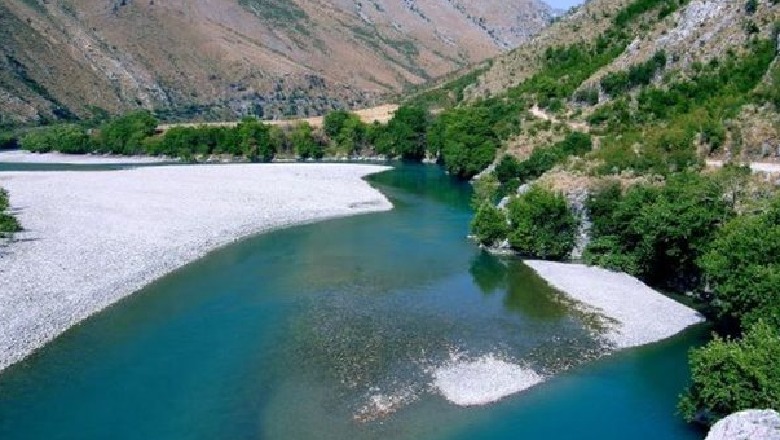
[{"x1": 0, "y1": 0, "x2": 553, "y2": 125}]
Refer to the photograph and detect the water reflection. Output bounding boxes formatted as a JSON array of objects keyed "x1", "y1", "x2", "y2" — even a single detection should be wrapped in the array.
[{"x1": 469, "y1": 253, "x2": 569, "y2": 321}]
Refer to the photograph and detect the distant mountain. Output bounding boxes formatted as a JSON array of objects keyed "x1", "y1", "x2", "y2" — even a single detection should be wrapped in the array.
[{"x1": 0, "y1": 0, "x2": 553, "y2": 125}]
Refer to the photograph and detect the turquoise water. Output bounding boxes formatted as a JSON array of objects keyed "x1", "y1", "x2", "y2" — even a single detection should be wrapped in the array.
[{"x1": 0, "y1": 165, "x2": 704, "y2": 439}]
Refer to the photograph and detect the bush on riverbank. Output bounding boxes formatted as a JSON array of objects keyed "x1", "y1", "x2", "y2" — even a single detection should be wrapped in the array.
[
  {"x1": 470, "y1": 203, "x2": 508, "y2": 247},
  {"x1": 506, "y1": 187, "x2": 577, "y2": 260},
  {"x1": 679, "y1": 321, "x2": 780, "y2": 424},
  {"x1": 583, "y1": 172, "x2": 732, "y2": 290},
  {"x1": 0, "y1": 188, "x2": 21, "y2": 238},
  {"x1": 699, "y1": 196, "x2": 780, "y2": 332}
]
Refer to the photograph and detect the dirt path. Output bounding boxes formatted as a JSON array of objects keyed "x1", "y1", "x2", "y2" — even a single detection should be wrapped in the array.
[{"x1": 156, "y1": 104, "x2": 399, "y2": 134}]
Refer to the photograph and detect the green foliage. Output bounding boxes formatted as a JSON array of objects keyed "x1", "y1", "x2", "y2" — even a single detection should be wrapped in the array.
[
  {"x1": 323, "y1": 110, "x2": 371, "y2": 155},
  {"x1": 0, "y1": 188, "x2": 21, "y2": 237},
  {"x1": 584, "y1": 173, "x2": 731, "y2": 289},
  {"x1": 383, "y1": 105, "x2": 429, "y2": 160},
  {"x1": 427, "y1": 106, "x2": 499, "y2": 179},
  {"x1": 323, "y1": 110, "x2": 352, "y2": 139},
  {"x1": 20, "y1": 124, "x2": 91, "y2": 154},
  {"x1": 470, "y1": 203, "x2": 508, "y2": 247},
  {"x1": 97, "y1": 111, "x2": 158, "y2": 155},
  {"x1": 494, "y1": 155, "x2": 522, "y2": 185},
  {"x1": 237, "y1": 118, "x2": 275, "y2": 162},
  {"x1": 511, "y1": 132, "x2": 593, "y2": 186},
  {"x1": 574, "y1": 87, "x2": 600, "y2": 106},
  {"x1": 699, "y1": 197, "x2": 780, "y2": 331},
  {"x1": 506, "y1": 187, "x2": 577, "y2": 260},
  {"x1": 471, "y1": 173, "x2": 500, "y2": 208},
  {"x1": 679, "y1": 321, "x2": 780, "y2": 423},
  {"x1": 600, "y1": 51, "x2": 666, "y2": 96},
  {"x1": 0, "y1": 132, "x2": 18, "y2": 150},
  {"x1": 291, "y1": 122, "x2": 322, "y2": 159},
  {"x1": 406, "y1": 65, "x2": 490, "y2": 108}
]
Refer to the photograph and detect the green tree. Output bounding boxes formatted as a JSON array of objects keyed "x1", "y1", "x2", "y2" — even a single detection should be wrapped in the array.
[
  {"x1": 237, "y1": 118, "x2": 275, "y2": 162},
  {"x1": 506, "y1": 186, "x2": 577, "y2": 260},
  {"x1": 291, "y1": 122, "x2": 322, "y2": 159},
  {"x1": 384, "y1": 105, "x2": 429, "y2": 160},
  {"x1": 428, "y1": 106, "x2": 499, "y2": 180},
  {"x1": 584, "y1": 173, "x2": 731, "y2": 289},
  {"x1": 0, "y1": 132, "x2": 18, "y2": 150},
  {"x1": 470, "y1": 203, "x2": 508, "y2": 247},
  {"x1": 699, "y1": 197, "x2": 780, "y2": 330},
  {"x1": 97, "y1": 111, "x2": 158, "y2": 155},
  {"x1": 336, "y1": 114, "x2": 366, "y2": 155},
  {"x1": 679, "y1": 321, "x2": 780, "y2": 424},
  {"x1": 323, "y1": 110, "x2": 352, "y2": 139}
]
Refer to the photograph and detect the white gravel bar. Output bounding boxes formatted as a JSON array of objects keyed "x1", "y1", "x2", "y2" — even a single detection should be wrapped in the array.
[
  {"x1": 0, "y1": 163, "x2": 391, "y2": 372},
  {"x1": 0, "y1": 150, "x2": 175, "y2": 164},
  {"x1": 432, "y1": 353, "x2": 544, "y2": 406},
  {"x1": 525, "y1": 260, "x2": 704, "y2": 349}
]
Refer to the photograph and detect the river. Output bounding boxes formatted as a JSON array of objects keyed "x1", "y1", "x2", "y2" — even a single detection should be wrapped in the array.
[{"x1": 0, "y1": 164, "x2": 705, "y2": 439}]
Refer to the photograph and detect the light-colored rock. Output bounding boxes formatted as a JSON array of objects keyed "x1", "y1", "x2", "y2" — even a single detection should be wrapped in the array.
[
  {"x1": 524, "y1": 260, "x2": 704, "y2": 348},
  {"x1": 431, "y1": 352, "x2": 544, "y2": 406},
  {"x1": 0, "y1": 150, "x2": 175, "y2": 165},
  {"x1": 706, "y1": 410, "x2": 780, "y2": 440},
  {"x1": 0, "y1": 163, "x2": 392, "y2": 372}
]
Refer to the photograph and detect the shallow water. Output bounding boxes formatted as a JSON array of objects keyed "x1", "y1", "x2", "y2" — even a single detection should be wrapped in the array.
[{"x1": 0, "y1": 165, "x2": 703, "y2": 439}]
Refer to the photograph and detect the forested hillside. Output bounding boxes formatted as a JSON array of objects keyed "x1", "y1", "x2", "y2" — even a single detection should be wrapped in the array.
[{"x1": 402, "y1": 0, "x2": 780, "y2": 429}]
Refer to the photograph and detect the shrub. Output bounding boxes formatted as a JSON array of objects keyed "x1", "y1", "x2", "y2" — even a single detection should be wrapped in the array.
[
  {"x1": 96, "y1": 111, "x2": 158, "y2": 155},
  {"x1": 470, "y1": 204, "x2": 508, "y2": 247},
  {"x1": 506, "y1": 186, "x2": 577, "y2": 260},
  {"x1": 679, "y1": 321, "x2": 780, "y2": 424},
  {"x1": 494, "y1": 155, "x2": 522, "y2": 184},
  {"x1": 0, "y1": 188, "x2": 21, "y2": 237},
  {"x1": 699, "y1": 197, "x2": 780, "y2": 331},
  {"x1": 584, "y1": 173, "x2": 731, "y2": 289},
  {"x1": 0, "y1": 132, "x2": 18, "y2": 150}
]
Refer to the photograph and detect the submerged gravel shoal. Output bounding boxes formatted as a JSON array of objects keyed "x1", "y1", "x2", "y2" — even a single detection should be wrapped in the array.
[
  {"x1": 525, "y1": 260, "x2": 704, "y2": 349},
  {"x1": 0, "y1": 163, "x2": 392, "y2": 372}
]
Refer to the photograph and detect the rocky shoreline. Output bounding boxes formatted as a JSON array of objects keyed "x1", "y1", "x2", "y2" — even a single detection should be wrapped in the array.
[{"x1": 0, "y1": 163, "x2": 392, "y2": 372}]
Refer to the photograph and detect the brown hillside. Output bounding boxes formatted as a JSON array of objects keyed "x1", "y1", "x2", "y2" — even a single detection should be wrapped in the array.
[{"x1": 0, "y1": 0, "x2": 553, "y2": 125}]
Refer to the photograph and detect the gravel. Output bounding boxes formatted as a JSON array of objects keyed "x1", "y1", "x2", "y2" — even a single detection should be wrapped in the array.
[
  {"x1": 706, "y1": 410, "x2": 780, "y2": 440},
  {"x1": 431, "y1": 353, "x2": 544, "y2": 406},
  {"x1": 525, "y1": 260, "x2": 704, "y2": 349},
  {"x1": 0, "y1": 163, "x2": 392, "y2": 372},
  {"x1": 0, "y1": 150, "x2": 176, "y2": 164}
]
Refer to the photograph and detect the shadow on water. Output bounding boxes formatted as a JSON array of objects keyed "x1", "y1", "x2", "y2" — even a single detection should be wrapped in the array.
[
  {"x1": 470, "y1": 253, "x2": 569, "y2": 321},
  {"x1": 0, "y1": 164, "x2": 705, "y2": 440}
]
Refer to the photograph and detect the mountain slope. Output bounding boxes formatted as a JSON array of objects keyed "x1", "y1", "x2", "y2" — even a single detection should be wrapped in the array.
[{"x1": 0, "y1": 0, "x2": 553, "y2": 125}]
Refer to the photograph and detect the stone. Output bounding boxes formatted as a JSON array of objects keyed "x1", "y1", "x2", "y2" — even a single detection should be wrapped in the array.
[{"x1": 705, "y1": 410, "x2": 780, "y2": 440}]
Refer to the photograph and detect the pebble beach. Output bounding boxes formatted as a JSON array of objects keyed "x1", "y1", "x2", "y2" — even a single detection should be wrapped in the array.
[{"x1": 0, "y1": 163, "x2": 392, "y2": 372}]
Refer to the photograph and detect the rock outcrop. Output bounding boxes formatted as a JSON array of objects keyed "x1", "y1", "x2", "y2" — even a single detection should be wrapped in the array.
[{"x1": 706, "y1": 410, "x2": 780, "y2": 440}]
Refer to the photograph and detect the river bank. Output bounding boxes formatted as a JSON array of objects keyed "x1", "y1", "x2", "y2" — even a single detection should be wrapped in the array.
[
  {"x1": 0, "y1": 150, "x2": 177, "y2": 165},
  {"x1": 0, "y1": 163, "x2": 391, "y2": 372}
]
